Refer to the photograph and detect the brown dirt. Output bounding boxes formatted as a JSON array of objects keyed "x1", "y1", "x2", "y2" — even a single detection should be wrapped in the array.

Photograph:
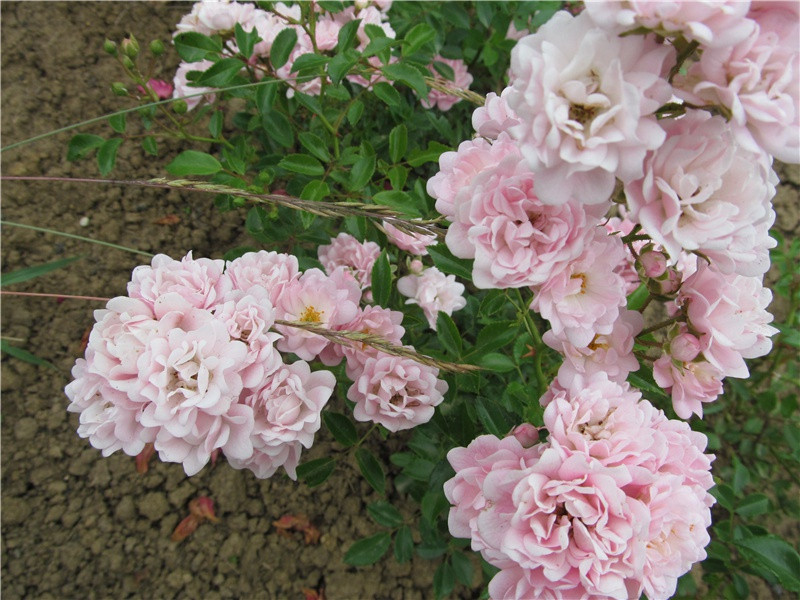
[
  {"x1": 1, "y1": 3, "x2": 798, "y2": 600},
  {"x1": 1, "y1": 3, "x2": 459, "y2": 599}
]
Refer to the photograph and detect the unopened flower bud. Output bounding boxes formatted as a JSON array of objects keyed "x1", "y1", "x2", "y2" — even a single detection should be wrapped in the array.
[
  {"x1": 509, "y1": 423, "x2": 540, "y2": 448},
  {"x1": 670, "y1": 331, "x2": 702, "y2": 362},
  {"x1": 149, "y1": 39, "x2": 165, "y2": 57},
  {"x1": 648, "y1": 267, "x2": 681, "y2": 299},
  {"x1": 111, "y1": 82, "x2": 129, "y2": 97},
  {"x1": 121, "y1": 34, "x2": 139, "y2": 59},
  {"x1": 409, "y1": 259, "x2": 424, "y2": 274},
  {"x1": 639, "y1": 248, "x2": 667, "y2": 278},
  {"x1": 121, "y1": 55, "x2": 136, "y2": 70},
  {"x1": 172, "y1": 99, "x2": 188, "y2": 114},
  {"x1": 354, "y1": 0, "x2": 370, "y2": 9},
  {"x1": 103, "y1": 39, "x2": 117, "y2": 56}
]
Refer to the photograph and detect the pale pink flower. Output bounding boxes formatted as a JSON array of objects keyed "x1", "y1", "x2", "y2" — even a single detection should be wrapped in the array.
[
  {"x1": 318, "y1": 233, "x2": 381, "y2": 293},
  {"x1": 128, "y1": 251, "x2": 230, "y2": 310},
  {"x1": 507, "y1": 11, "x2": 674, "y2": 205},
  {"x1": 653, "y1": 354, "x2": 724, "y2": 419},
  {"x1": 212, "y1": 286, "x2": 282, "y2": 390},
  {"x1": 488, "y1": 564, "x2": 596, "y2": 600},
  {"x1": 506, "y1": 20, "x2": 530, "y2": 42},
  {"x1": 472, "y1": 88, "x2": 521, "y2": 140},
  {"x1": 675, "y1": 3, "x2": 799, "y2": 163},
  {"x1": 138, "y1": 79, "x2": 174, "y2": 100},
  {"x1": 276, "y1": 268, "x2": 359, "y2": 360},
  {"x1": 421, "y1": 56, "x2": 473, "y2": 112},
  {"x1": 252, "y1": 10, "x2": 296, "y2": 58},
  {"x1": 625, "y1": 111, "x2": 777, "y2": 276},
  {"x1": 382, "y1": 221, "x2": 437, "y2": 256},
  {"x1": 604, "y1": 215, "x2": 642, "y2": 295},
  {"x1": 396, "y1": 266, "x2": 466, "y2": 330},
  {"x1": 347, "y1": 354, "x2": 447, "y2": 431},
  {"x1": 444, "y1": 148, "x2": 603, "y2": 289},
  {"x1": 225, "y1": 250, "x2": 299, "y2": 306},
  {"x1": 229, "y1": 361, "x2": 335, "y2": 479},
  {"x1": 172, "y1": 60, "x2": 217, "y2": 110},
  {"x1": 428, "y1": 134, "x2": 519, "y2": 220},
  {"x1": 175, "y1": 0, "x2": 258, "y2": 36},
  {"x1": 584, "y1": 1, "x2": 755, "y2": 48},
  {"x1": 544, "y1": 309, "x2": 643, "y2": 383},
  {"x1": 531, "y1": 230, "x2": 628, "y2": 348},
  {"x1": 352, "y1": 5, "x2": 395, "y2": 46},
  {"x1": 679, "y1": 262, "x2": 778, "y2": 378},
  {"x1": 314, "y1": 13, "x2": 342, "y2": 51}
]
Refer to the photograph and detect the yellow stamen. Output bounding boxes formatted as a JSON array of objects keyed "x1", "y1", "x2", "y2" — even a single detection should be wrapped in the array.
[{"x1": 300, "y1": 305, "x2": 324, "y2": 323}]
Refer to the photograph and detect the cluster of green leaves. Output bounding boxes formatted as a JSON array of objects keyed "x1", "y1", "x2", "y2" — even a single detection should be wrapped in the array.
[{"x1": 675, "y1": 231, "x2": 800, "y2": 599}]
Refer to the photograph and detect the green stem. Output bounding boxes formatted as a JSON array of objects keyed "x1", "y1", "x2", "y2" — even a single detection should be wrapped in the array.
[
  {"x1": 0, "y1": 220, "x2": 153, "y2": 257},
  {"x1": 639, "y1": 315, "x2": 682, "y2": 337},
  {"x1": 355, "y1": 424, "x2": 378, "y2": 447}
]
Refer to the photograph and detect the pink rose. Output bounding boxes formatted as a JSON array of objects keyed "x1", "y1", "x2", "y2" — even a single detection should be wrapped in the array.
[
  {"x1": 507, "y1": 11, "x2": 674, "y2": 205},
  {"x1": 421, "y1": 56, "x2": 474, "y2": 112},
  {"x1": 471, "y1": 88, "x2": 521, "y2": 140},
  {"x1": 172, "y1": 60, "x2": 217, "y2": 110},
  {"x1": 347, "y1": 354, "x2": 447, "y2": 431},
  {"x1": 225, "y1": 250, "x2": 299, "y2": 306},
  {"x1": 396, "y1": 266, "x2": 466, "y2": 330},
  {"x1": 318, "y1": 232, "x2": 381, "y2": 293},
  {"x1": 653, "y1": 354, "x2": 724, "y2": 419},
  {"x1": 382, "y1": 220, "x2": 437, "y2": 256}
]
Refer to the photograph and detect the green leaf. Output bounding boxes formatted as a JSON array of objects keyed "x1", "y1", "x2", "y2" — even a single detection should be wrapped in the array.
[
  {"x1": 370, "y1": 249, "x2": 392, "y2": 308},
  {"x1": 381, "y1": 63, "x2": 428, "y2": 98},
  {"x1": 372, "y1": 81, "x2": 402, "y2": 107},
  {"x1": 166, "y1": 150, "x2": 222, "y2": 176},
  {"x1": 736, "y1": 494, "x2": 771, "y2": 518},
  {"x1": 732, "y1": 456, "x2": 750, "y2": 495},
  {"x1": 208, "y1": 110, "x2": 223, "y2": 138},
  {"x1": 322, "y1": 412, "x2": 358, "y2": 448},
  {"x1": 67, "y1": 134, "x2": 104, "y2": 161},
  {"x1": 97, "y1": 137, "x2": 123, "y2": 176},
  {"x1": 408, "y1": 141, "x2": 450, "y2": 167},
  {"x1": 372, "y1": 190, "x2": 419, "y2": 217},
  {"x1": 362, "y1": 36, "x2": 395, "y2": 58},
  {"x1": 336, "y1": 18, "x2": 361, "y2": 53},
  {"x1": 711, "y1": 484, "x2": 736, "y2": 512},
  {"x1": 290, "y1": 53, "x2": 329, "y2": 73},
  {"x1": 173, "y1": 32, "x2": 223, "y2": 62},
  {"x1": 1, "y1": 255, "x2": 83, "y2": 288},
  {"x1": 403, "y1": 22, "x2": 436, "y2": 56},
  {"x1": 298, "y1": 132, "x2": 331, "y2": 163},
  {"x1": 0, "y1": 340, "x2": 56, "y2": 370},
  {"x1": 388, "y1": 124, "x2": 407, "y2": 164},
  {"x1": 451, "y1": 552, "x2": 473, "y2": 587},
  {"x1": 327, "y1": 49, "x2": 360, "y2": 85},
  {"x1": 428, "y1": 245, "x2": 472, "y2": 281},
  {"x1": 477, "y1": 353, "x2": 516, "y2": 373},
  {"x1": 736, "y1": 535, "x2": 800, "y2": 592},
  {"x1": 347, "y1": 100, "x2": 365, "y2": 126},
  {"x1": 295, "y1": 457, "x2": 336, "y2": 487},
  {"x1": 349, "y1": 153, "x2": 376, "y2": 190},
  {"x1": 433, "y1": 560, "x2": 455, "y2": 600},
  {"x1": 300, "y1": 180, "x2": 330, "y2": 202},
  {"x1": 108, "y1": 112, "x2": 126, "y2": 134},
  {"x1": 387, "y1": 166, "x2": 408, "y2": 191},
  {"x1": 436, "y1": 312, "x2": 462, "y2": 357},
  {"x1": 356, "y1": 447, "x2": 385, "y2": 495},
  {"x1": 234, "y1": 22, "x2": 259, "y2": 59},
  {"x1": 262, "y1": 111, "x2": 294, "y2": 147},
  {"x1": 475, "y1": 396, "x2": 514, "y2": 437},
  {"x1": 255, "y1": 80, "x2": 278, "y2": 115},
  {"x1": 394, "y1": 525, "x2": 414, "y2": 563},
  {"x1": 367, "y1": 501, "x2": 403, "y2": 528},
  {"x1": 431, "y1": 61, "x2": 455, "y2": 81},
  {"x1": 344, "y1": 532, "x2": 391, "y2": 566},
  {"x1": 141, "y1": 136, "x2": 158, "y2": 156},
  {"x1": 195, "y1": 57, "x2": 244, "y2": 87},
  {"x1": 279, "y1": 154, "x2": 325, "y2": 177},
  {"x1": 270, "y1": 28, "x2": 297, "y2": 69},
  {"x1": 626, "y1": 283, "x2": 649, "y2": 311}
]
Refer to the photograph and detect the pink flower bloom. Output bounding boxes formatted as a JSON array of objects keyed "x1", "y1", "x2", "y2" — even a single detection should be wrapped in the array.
[
  {"x1": 584, "y1": 1, "x2": 755, "y2": 48},
  {"x1": 276, "y1": 268, "x2": 359, "y2": 361},
  {"x1": 421, "y1": 56, "x2": 473, "y2": 112},
  {"x1": 396, "y1": 266, "x2": 466, "y2": 330},
  {"x1": 428, "y1": 134, "x2": 519, "y2": 220},
  {"x1": 129, "y1": 251, "x2": 230, "y2": 310},
  {"x1": 544, "y1": 309, "x2": 643, "y2": 383},
  {"x1": 318, "y1": 232, "x2": 380, "y2": 293},
  {"x1": 224, "y1": 250, "x2": 299, "y2": 306},
  {"x1": 382, "y1": 221, "x2": 437, "y2": 256},
  {"x1": 444, "y1": 147, "x2": 604, "y2": 289},
  {"x1": 229, "y1": 361, "x2": 335, "y2": 479},
  {"x1": 507, "y1": 11, "x2": 674, "y2": 205},
  {"x1": 313, "y1": 13, "x2": 341, "y2": 51},
  {"x1": 138, "y1": 79, "x2": 174, "y2": 99},
  {"x1": 472, "y1": 88, "x2": 521, "y2": 140},
  {"x1": 175, "y1": 0, "x2": 259, "y2": 36},
  {"x1": 172, "y1": 60, "x2": 217, "y2": 110},
  {"x1": 653, "y1": 354, "x2": 724, "y2": 419},
  {"x1": 679, "y1": 262, "x2": 778, "y2": 378},
  {"x1": 625, "y1": 111, "x2": 777, "y2": 276},
  {"x1": 531, "y1": 230, "x2": 628, "y2": 348},
  {"x1": 347, "y1": 354, "x2": 447, "y2": 431},
  {"x1": 675, "y1": 2, "x2": 799, "y2": 163}
]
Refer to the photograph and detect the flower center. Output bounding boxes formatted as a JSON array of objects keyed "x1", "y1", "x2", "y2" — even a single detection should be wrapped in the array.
[
  {"x1": 571, "y1": 273, "x2": 588, "y2": 294},
  {"x1": 568, "y1": 103, "x2": 599, "y2": 126},
  {"x1": 299, "y1": 305, "x2": 324, "y2": 323}
]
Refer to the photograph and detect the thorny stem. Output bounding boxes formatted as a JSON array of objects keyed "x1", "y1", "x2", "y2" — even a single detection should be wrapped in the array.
[
  {"x1": 1, "y1": 220, "x2": 154, "y2": 257},
  {"x1": 1, "y1": 176, "x2": 445, "y2": 239},
  {"x1": 274, "y1": 319, "x2": 480, "y2": 374}
]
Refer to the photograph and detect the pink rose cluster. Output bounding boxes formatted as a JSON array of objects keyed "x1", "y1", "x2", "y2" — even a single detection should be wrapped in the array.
[
  {"x1": 66, "y1": 244, "x2": 449, "y2": 476},
  {"x1": 444, "y1": 373, "x2": 715, "y2": 600},
  {"x1": 172, "y1": 0, "x2": 396, "y2": 108}
]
